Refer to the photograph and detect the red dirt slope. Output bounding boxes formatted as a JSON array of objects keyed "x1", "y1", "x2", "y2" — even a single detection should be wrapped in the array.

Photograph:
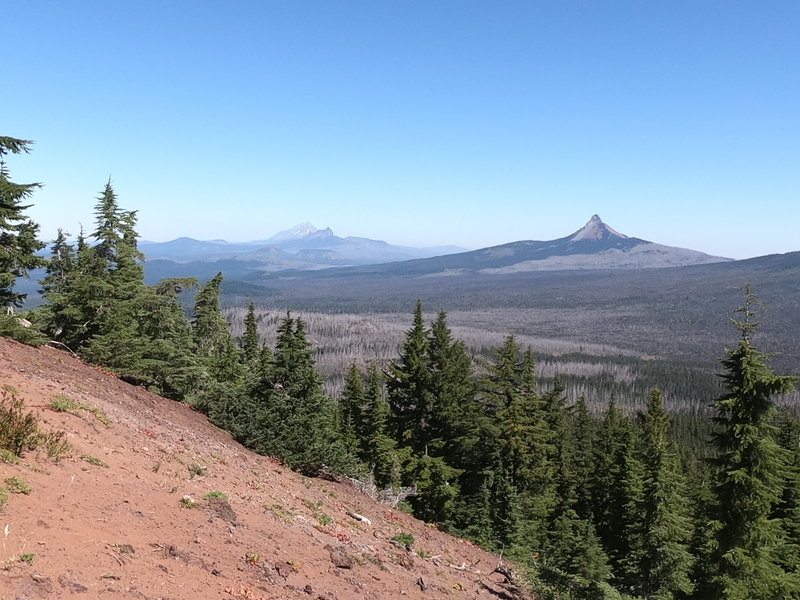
[{"x1": 0, "y1": 337, "x2": 525, "y2": 600}]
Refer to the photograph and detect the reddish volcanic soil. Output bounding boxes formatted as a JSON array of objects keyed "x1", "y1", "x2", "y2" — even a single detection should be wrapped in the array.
[{"x1": 0, "y1": 337, "x2": 526, "y2": 600}]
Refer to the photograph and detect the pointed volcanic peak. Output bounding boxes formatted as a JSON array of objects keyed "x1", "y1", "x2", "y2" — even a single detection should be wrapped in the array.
[
  {"x1": 569, "y1": 214, "x2": 631, "y2": 242},
  {"x1": 312, "y1": 214, "x2": 732, "y2": 277}
]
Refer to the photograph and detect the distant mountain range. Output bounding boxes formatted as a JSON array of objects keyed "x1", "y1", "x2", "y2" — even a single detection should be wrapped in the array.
[
  {"x1": 138, "y1": 214, "x2": 733, "y2": 286},
  {"x1": 138, "y1": 222, "x2": 465, "y2": 267},
  {"x1": 251, "y1": 215, "x2": 730, "y2": 280}
]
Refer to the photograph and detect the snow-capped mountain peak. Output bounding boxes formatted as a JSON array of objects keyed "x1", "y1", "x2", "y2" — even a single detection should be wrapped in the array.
[
  {"x1": 268, "y1": 222, "x2": 321, "y2": 243},
  {"x1": 570, "y1": 214, "x2": 628, "y2": 242}
]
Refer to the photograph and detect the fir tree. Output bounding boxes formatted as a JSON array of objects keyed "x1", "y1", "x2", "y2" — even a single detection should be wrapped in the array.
[
  {"x1": 638, "y1": 388, "x2": 694, "y2": 600},
  {"x1": 570, "y1": 395, "x2": 596, "y2": 521},
  {"x1": 339, "y1": 363, "x2": 365, "y2": 457},
  {"x1": 248, "y1": 314, "x2": 354, "y2": 475},
  {"x1": 708, "y1": 285, "x2": 797, "y2": 599},
  {"x1": 592, "y1": 397, "x2": 645, "y2": 585},
  {"x1": 35, "y1": 229, "x2": 76, "y2": 340},
  {"x1": 775, "y1": 413, "x2": 800, "y2": 588},
  {"x1": 483, "y1": 336, "x2": 540, "y2": 489},
  {"x1": 489, "y1": 467, "x2": 521, "y2": 550},
  {"x1": 542, "y1": 388, "x2": 612, "y2": 590},
  {"x1": 386, "y1": 300, "x2": 433, "y2": 451},
  {"x1": 241, "y1": 301, "x2": 260, "y2": 363},
  {"x1": 361, "y1": 365, "x2": 396, "y2": 488},
  {"x1": 192, "y1": 273, "x2": 242, "y2": 383},
  {"x1": 427, "y1": 310, "x2": 475, "y2": 460},
  {"x1": 39, "y1": 228, "x2": 74, "y2": 297},
  {"x1": 0, "y1": 137, "x2": 46, "y2": 310}
]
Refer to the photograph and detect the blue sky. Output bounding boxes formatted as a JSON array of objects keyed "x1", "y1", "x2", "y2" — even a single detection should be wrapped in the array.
[{"x1": 5, "y1": 1, "x2": 799, "y2": 259}]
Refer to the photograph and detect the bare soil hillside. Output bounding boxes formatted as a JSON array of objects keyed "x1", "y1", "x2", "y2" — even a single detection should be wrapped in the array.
[{"x1": 0, "y1": 337, "x2": 524, "y2": 600}]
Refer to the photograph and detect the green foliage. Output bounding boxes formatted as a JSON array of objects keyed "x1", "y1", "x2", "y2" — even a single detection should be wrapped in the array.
[
  {"x1": 0, "y1": 486, "x2": 8, "y2": 511},
  {"x1": 80, "y1": 455, "x2": 108, "y2": 468},
  {"x1": 227, "y1": 314, "x2": 356, "y2": 476},
  {"x1": 203, "y1": 491, "x2": 228, "y2": 500},
  {"x1": 636, "y1": 389, "x2": 694, "y2": 600},
  {"x1": 775, "y1": 413, "x2": 800, "y2": 585},
  {"x1": 50, "y1": 395, "x2": 112, "y2": 427},
  {"x1": 386, "y1": 300, "x2": 434, "y2": 450},
  {"x1": 4, "y1": 476, "x2": 31, "y2": 494},
  {"x1": 339, "y1": 363, "x2": 365, "y2": 457},
  {"x1": 35, "y1": 183, "x2": 202, "y2": 399},
  {"x1": 0, "y1": 387, "x2": 40, "y2": 456},
  {"x1": 391, "y1": 532, "x2": 415, "y2": 548},
  {"x1": 708, "y1": 285, "x2": 798, "y2": 599},
  {"x1": 192, "y1": 272, "x2": 242, "y2": 383},
  {"x1": 241, "y1": 301, "x2": 260, "y2": 363},
  {"x1": 0, "y1": 448, "x2": 19, "y2": 465},
  {"x1": 188, "y1": 463, "x2": 207, "y2": 479},
  {"x1": 0, "y1": 136, "x2": 46, "y2": 311},
  {"x1": 362, "y1": 365, "x2": 397, "y2": 489}
]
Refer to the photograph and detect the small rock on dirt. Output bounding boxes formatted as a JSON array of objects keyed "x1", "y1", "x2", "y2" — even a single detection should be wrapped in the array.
[{"x1": 326, "y1": 544, "x2": 355, "y2": 569}]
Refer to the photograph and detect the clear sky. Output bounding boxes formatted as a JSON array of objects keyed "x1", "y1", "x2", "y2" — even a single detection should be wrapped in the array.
[{"x1": 5, "y1": 1, "x2": 799, "y2": 259}]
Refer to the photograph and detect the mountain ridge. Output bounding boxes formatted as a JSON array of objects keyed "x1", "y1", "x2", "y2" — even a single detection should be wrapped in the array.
[
  {"x1": 138, "y1": 222, "x2": 466, "y2": 266},
  {"x1": 266, "y1": 215, "x2": 730, "y2": 278}
]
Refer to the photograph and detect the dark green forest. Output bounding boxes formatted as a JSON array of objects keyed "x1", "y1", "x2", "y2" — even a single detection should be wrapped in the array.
[{"x1": 3, "y1": 136, "x2": 800, "y2": 599}]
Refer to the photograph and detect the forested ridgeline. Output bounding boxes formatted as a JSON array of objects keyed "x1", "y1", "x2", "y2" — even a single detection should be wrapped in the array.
[{"x1": 3, "y1": 137, "x2": 800, "y2": 599}]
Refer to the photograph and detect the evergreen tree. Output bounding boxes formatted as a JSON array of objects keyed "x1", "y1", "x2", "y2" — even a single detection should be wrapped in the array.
[
  {"x1": 39, "y1": 228, "x2": 74, "y2": 297},
  {"x1": 49, "y1": 181, "x2": 134, "y2": 350},
  {"x1": 591, "y1": 396, "x2": 626, "y2": 553},
  {"x1": 638, "y1": 388, "x2": 694, "y2": 600},
  {"x1": 775, "y1": 413, "x2": 800, "y2": 588},
  {"x1": 241, "y1": 301, "x2": 260, "y2": 363},
  {"x1": 192, "y1": 273, "x2": 242, "y2": 383},
  {"x1": 570, "y1": 395, "x2": 597, "y2": 521},
  {"x1": 248, "y1": 314, "x2": 353, "y2": 475},
  {"x1": 542, "y1": 387, "x2": 612, "y2": 590},
  {"x1": 489, "y1": 467, "x2": 521, "y2": 550},
  {"x1": 0, "y1": 137, "x2": 46, "y2": 310},
  {"x1": 386, "y1": 300, "x2": 433, "y2": 450},
  {"x1": 361, "y1": 365, "x2": 396, "y2": 488},
  {"x1": 35, "y1": 229, "x2": 76, "y2": 340},
  {"x1": 592, "y1": 397, "x2": 645, "y2": 585},
  {"x1": 339, "y1": 363, "x2": 365, "y2": 457},
  {"x1": 708, "y1": 285, "x2": 797, "y2": 599},
  {"x1": 406, "y1": 452, "x2": 461, "y2": 525},
  {"x1": 427, "y1": 310, "x2": 475, "y2": 460},
  {"x1": 483, "y1": 336, "x2": 537, "y2": 488}
]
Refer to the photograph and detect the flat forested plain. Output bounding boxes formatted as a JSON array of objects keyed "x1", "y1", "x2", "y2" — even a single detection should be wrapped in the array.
[{"x1": 217, "y1": 250, "x2": 800, "y2": 415}]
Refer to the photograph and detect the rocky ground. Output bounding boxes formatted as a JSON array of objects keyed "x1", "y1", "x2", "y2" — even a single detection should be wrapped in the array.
[{"x1": 0, "y1": 337, "x2": 527, "y2": 600}]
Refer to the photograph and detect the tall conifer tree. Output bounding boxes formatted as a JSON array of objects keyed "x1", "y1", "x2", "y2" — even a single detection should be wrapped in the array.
[
  {"x1": 241, "y1": 301, "x2": 260, "y2": 364},
  {"x1": 708, "y1": 285, "x2": 797, "y2": 599},
  {"x1": 638, "y1": 388, "x2": 694, "y2": 600},
  {"x1": 0, "y1": 137, "x2": 45, "y2": 310},
  {"x1": 386, "y1": 300, "x2": 433, "y2": 450}
]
